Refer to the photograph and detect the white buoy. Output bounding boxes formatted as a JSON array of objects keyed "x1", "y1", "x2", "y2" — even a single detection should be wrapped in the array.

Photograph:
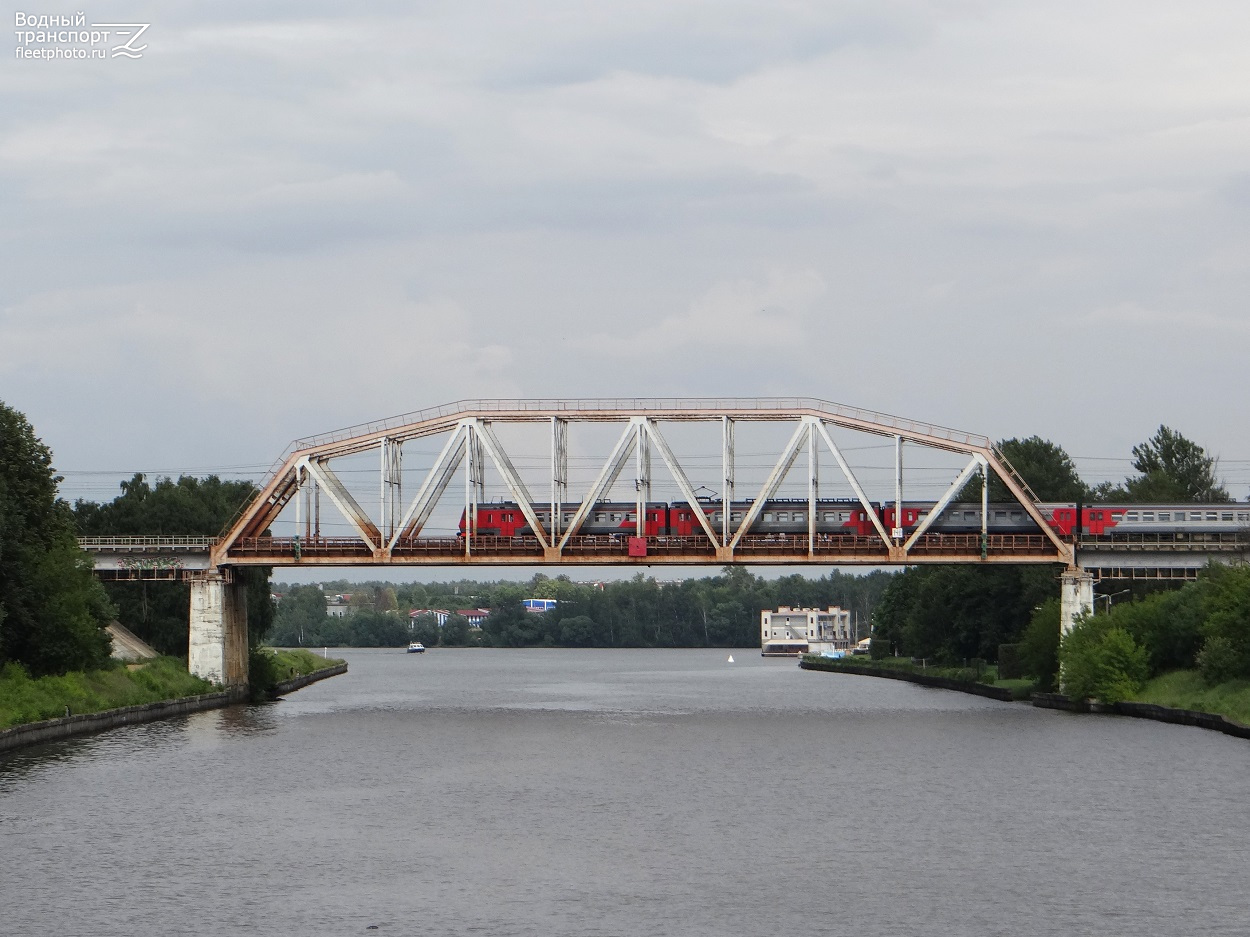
[{"x1": 727, "y1": 655, "x2": 735, "y2": 663}]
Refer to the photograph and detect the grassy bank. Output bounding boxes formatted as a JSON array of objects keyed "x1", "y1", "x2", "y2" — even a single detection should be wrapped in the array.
[
  {"x1": 248, "y1": 647, "x2": 346, "y2": 700},
  {"x1": 268, "y1": 647, "x2": 346, "y2": 680},
  {"x1": 0, "y1": 658, "x2": 214, "y2": 729},
  {"x1": 1131, "y1": 671, "x2": 1250, "y2": 726},
  {"x1": 801, "y1": 655, "x2": 1038, "y2": 700}
]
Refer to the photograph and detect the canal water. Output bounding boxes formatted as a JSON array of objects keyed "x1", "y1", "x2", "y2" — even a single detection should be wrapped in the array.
[{"x1": 3, "y1": 648, "x2": 1248, "y2": 936}]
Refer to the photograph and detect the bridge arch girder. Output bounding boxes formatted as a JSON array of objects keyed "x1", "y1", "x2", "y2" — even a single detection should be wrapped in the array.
[{"x1": 212, "y1": 398, "x2": 1073, "y2": 569}]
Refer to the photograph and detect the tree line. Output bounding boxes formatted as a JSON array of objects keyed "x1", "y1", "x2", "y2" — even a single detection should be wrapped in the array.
[
  {"x1": 269, "y1": 568, "x2": 894, "y2": 649},
  {"x1": 873, "y1": 425, "x2": 1239, "y2": 669}
]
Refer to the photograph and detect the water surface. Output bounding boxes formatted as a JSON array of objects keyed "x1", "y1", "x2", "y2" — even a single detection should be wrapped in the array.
[{"x1": 3, "y1": 648, "x2": 1248, "y2": 936}]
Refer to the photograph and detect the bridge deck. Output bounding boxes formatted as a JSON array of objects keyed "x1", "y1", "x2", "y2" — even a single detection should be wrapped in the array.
[{"x1": 78, "y1": 533, "x2": 1245, "y2": 574}]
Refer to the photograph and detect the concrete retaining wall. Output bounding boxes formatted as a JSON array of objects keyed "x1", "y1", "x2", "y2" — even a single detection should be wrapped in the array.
[
  {"x1": 0, "y1": 688, "x2": 246, "y2": 754},
  {"x1": 270, "y1": 662, "x2": 348, "y2": 697},
  {"x1": 1032, "y1": 693, "x2": 1250, "y2": 740},
  {"x1": 1, "y1": 664, "x2": 348, "y2": 755},
  {"x1": 799, "y1": 659, "x2": 1015, "y2": 701}
]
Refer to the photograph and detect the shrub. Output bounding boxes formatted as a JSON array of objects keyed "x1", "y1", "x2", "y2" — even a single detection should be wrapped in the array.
[
  {"x1": 248, "y1": 646, "x2": 280, "y2": 701},
  {"x1": 1019, "y1": 599, "x2": 1060, "y2": 689},
  {"x1": 1060, "y1": 618, "x2": 1149, "y2": 704},
  {"x1": 1197, "y1": 636, "x2": 1245, "y2": 685}
]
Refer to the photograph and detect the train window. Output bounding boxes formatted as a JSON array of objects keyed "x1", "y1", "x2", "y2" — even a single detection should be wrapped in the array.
[
  {"x1": 994, "y1": 511, "x2": 1006, "y2": 520},
  {"x1": 731, "y1": 513, "x2": 742, "y2": 522},
  {"x1": 795, "y1": 513, "x2": 806, "y2": 523},
  {"x1": 1221, "y1": 513, "x2": 1233, "y2": 522},
  {"x1": 1238, "y1": 514, "x2": 1249, "y2": 522},
  {"x1": 776, "y1": 512, "x2": 789, "y2": 522},
  {"x1": 1155, "y1": 512, "x2": 1167, "y2": 521},
  {"x1": 1111, "y1": 512, "x2": 1123, "y2": 521},
  {"x1": 965, "y1": 511, "x2": 976, "y2": 520},
  {"x1": 610, "y1": 513, "x2": 621, "y2": 522},
  {"x1": 1009, "y1": 512, "x2": 1020, "y2": 521},
  {"x1": 1190, "y1": 513, "x2": 1202, "y2": 521},
  {"x1": 1207, "y1": 512, "x2": 1218, "y2": 521},
  {"x1": 1126, "y1": 512, "x2": 1139, "y2": 521},
  {"x1": 594, "y1": 513, "x2": 605, "y2": 523},
  {"x1": 763, "y1": 513, "x2": 774, "y2": 522}
]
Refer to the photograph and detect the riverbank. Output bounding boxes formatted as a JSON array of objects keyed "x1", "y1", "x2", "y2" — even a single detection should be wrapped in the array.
[
  {"x1": 0, "y1": 688, "x2": 246, "y2": 753},
  {"x1": 1131, "y1": 670, "x2": 1250, "y2": 725},
  {"x1": 798, "y1": 655, "x2": 1033, "y2": 701},
  {"x1": 0, "y1": 656, "x2": 215, "y2": 729},
  {"x1": 1032, "y1": 692, "x2": 1250, "y2": 741},
  {"x1": 800, "y1": 655, "x2": 1250, "y2": 742},
  {"x1": 0, "y1": 650, "x2": 348, "y2": 754}
]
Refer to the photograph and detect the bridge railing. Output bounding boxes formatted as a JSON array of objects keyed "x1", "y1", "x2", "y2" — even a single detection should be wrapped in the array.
[
  {"x1": 78, "y1": 536, "x2": 218, "y2": 551},
  {"x1": 284, "y1": 397, "x2": 992, "y2": 454}
]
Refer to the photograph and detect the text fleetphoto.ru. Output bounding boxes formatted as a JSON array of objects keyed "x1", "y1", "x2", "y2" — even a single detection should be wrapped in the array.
[{"x1": 14, "y1": 11, "x2": 148, "y2": 60}]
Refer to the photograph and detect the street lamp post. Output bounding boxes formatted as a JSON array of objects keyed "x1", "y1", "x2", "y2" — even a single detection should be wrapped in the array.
[{"x1": 1097, "y1": 589, "x2": 1131, "y2": 613}]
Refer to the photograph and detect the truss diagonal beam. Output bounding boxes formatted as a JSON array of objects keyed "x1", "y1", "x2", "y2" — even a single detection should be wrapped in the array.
[
  {"x1": 390, "y1": 424, "x2": 469, "y2": 547},
  {"x1": 557, "y1": 420, "x2": 641, "y2": 552},
  {"x1": 903, "y1": 454, "x2": 986, "y2": 551},
  {"x1": 238, "y1": 471, "x2": 300, "y2": 541},
  {"x1": 729, "y1": 421, "x2": 809, "y2": 551},
  {"x1": 986, "y1": 447, "x2": 1069, "y2": 555},
  {"x1": 299, "y1": 457, "x2": 381, "y2": 551},
  {"x1": 475, "y1": 421, "x2": 550, "y2": 549},
  {"x1": 642, "y1": 419, "x2": 721, "y2": 547},
  {"x1": 812, "y1": 420, "x2": 892, "y2": 547}
]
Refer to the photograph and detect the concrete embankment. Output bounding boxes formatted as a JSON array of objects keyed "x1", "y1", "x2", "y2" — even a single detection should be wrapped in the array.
[
  {"x1": 0, "y1": 663, "x2": 348, "y2": 754},
  {"x1": 798, "y1": 659, "x2": 1015, "y2": 701},
  {"x1": 1032, "y1": 693, "x2": 1250, "y2": 740},
  {"x1": 270, "y1": 662, "x2": 348, "y2": 697},
  {"x1": 0, "y1": 689, "x2": 246, "y2": 753}
]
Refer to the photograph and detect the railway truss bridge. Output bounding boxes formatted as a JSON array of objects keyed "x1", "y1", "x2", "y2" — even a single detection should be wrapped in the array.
[{"x1": 78, "y1": 398, "x2": 1249, "y2": 685}]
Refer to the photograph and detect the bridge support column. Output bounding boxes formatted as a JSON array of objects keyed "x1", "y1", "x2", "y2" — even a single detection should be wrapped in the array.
[
  {"x1": 189, "y1": 574, "x2": 249, "y2": 687},
  {"x1": 1059, "y1": 566, "x2": 1094, "y2": 635}
]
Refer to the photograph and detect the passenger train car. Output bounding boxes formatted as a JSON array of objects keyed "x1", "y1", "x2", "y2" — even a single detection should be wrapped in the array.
[{"x1": 460, "y1": 500, "x2": 1250, "y2": 540}]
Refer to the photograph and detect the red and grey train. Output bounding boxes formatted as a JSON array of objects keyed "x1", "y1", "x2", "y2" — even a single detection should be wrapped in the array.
[{"x1": 460, "y1": 499, "x2": 1250, "y2": 539}]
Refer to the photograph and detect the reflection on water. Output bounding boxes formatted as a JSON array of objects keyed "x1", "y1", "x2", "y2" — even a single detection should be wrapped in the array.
[{"x1": 3, "y1": 648, "x2": 1249, "y2": 937}]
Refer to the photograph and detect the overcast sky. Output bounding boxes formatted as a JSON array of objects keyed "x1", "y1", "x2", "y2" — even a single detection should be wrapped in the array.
[{"x1": 5, "y1": 0, "x2": 1249, "y2": 507}]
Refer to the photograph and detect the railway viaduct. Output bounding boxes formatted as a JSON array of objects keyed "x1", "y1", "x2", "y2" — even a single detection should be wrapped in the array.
[{"x1": 79, "y1": 398, "x2": 1249, "y2": 686}]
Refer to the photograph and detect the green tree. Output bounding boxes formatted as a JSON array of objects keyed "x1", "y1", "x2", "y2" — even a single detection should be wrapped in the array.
[
  {"x1": 269, "y1": 585, "x2": 330, "y2": 646},
  {"x1": 0, "y1": 401, "x2": 113, "y2": 675},
  {"x1": 1124, "y1": 425, "x2": 1230, "y2": 502},
  {"x1": 962, "y1": 436, "x2": 1089, "y2": 502},
  {"x1": 558, "y1": 615, "x2": 597, "y2": 646},
  {"x1": 1195, "y1": 563, "x2": 1250, "y2": 683},
  {"x1": 1060, "y1": 616, "x2": 1149, "y2": 703},
  {"x1": 1018, "y1": 598, "x2": 1061, "y2": 688},
  {"x1": 73, "y1": 474, "x2": 272, "y2": 655},
  {"x1": 870, "y1": 565, "x2": 1056, "y2": 664},
  {"x1": 441, "y1": 613, "x2": 471, "y2": 646}
]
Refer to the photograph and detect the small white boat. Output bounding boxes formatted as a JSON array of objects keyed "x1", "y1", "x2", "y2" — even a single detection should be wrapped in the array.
[{"x1": 407, "y1": 642, "x2": 426, "y2": 654}]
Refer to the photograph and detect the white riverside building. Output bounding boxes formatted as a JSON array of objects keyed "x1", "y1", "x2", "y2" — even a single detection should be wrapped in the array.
[{"x1": 760, "y1": 606, "x2": 852, "y2": 657}]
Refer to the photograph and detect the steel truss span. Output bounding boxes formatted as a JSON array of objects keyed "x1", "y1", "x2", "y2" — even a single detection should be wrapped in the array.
[{"x1": 212, "y1": 398, "x2": 1075, "y2": 569}]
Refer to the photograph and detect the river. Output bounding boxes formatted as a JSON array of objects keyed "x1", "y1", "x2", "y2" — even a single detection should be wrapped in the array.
[{"x1": 3, "y1": 648, "x2": 1248, "y2": 936}]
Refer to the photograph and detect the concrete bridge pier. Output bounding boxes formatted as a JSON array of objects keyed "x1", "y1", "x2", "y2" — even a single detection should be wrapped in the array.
[
  {"x1": 189, "y1": 573, "x2": 249, "y2": 686},
  {"x1": 1059, "y1": 566, "x2": 1094, "y2": 636}
]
